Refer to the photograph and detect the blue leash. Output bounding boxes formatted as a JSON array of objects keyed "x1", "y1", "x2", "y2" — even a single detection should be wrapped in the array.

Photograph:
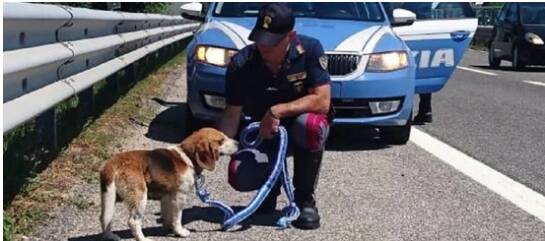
[{"x1": 194, "y1": 122, "x2": 300, "y2": 230}]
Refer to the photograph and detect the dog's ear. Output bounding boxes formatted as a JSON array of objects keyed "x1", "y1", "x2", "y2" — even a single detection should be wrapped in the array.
[{"x1": 195, "y1": 140, "x2": 219, "y2": 171}]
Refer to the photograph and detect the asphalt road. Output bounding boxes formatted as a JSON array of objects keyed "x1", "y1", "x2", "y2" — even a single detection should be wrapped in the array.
[
  {"x1": 29, "y1": 50, "x2": 545, "y2": 241},
  {"x1": 416, "y1": 49, "x2": 545, "y2": 195}
]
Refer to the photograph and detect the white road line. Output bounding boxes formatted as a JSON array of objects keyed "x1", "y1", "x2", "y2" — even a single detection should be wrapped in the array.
[
  {"x1": 523, "y1": 80, "x2": 545, "y2": 87},
  {"x1": 468, "y1": 48, "x2": 487, "y2": 54},
  {"x1": 410, "y1": 127, "x2": 545, "y2": 223},
  {"x1": 456, "y1": 66, "x2": 497, "y2": 76}
]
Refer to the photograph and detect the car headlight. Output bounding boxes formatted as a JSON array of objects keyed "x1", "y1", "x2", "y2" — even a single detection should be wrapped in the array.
[
  {"x1": 195, "y1": 45, "x2": 238, "y2": 67},
  {"x1": 366, "y1": 51, "x2": 408, "y2": 72},
  {"x1": 525, "y1": 33, "x2": 544, "y2": 45}
]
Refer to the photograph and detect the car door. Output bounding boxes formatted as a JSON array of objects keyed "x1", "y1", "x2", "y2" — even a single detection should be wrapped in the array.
[
  {"x1": 503, "y1": 3, "x2": 519, "y2": 57},
  {"x1": 491, "y1": 4, "x2": 508, "y2": 58},
  {"x1": 387, "y1": 2, "x2": 478, "y2": 93}
]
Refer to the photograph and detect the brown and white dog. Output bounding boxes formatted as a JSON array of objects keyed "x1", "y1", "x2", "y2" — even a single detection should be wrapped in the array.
[{"x1": 99, "y1": 128, "x2": 238, "y2": 241}]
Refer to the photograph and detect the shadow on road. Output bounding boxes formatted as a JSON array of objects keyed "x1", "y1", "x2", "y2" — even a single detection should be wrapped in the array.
[
  {"x1": 182, "y1": 205, "x2": 289, "y2": 231},
  {"x1": 68, "y1": 205, "x2": 287, "y2": 240},
  {"x1": 68, "y1": 226, "x2": 170, "y2": 241},
  {"x1": 145, "y1": 97, "x2": 188, "y2": 143},
  {"x1": 326, "y1": 126, "x2": 392, "y2": 151},
  {"x1": 471, "y1": 64, "x2": 545, "y2": 72}
]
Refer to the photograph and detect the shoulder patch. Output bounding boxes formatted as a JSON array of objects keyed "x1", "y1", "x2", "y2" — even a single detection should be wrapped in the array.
[
  {"x1": 319, "y1": 55, "x2": 328, "y2": 70},
  {"x1": 296, "y1": 44, "x2": 305, "y2": 54}
]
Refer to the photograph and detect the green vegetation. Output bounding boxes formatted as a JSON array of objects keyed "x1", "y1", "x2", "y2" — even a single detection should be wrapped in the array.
[{"x1": 481, "y1": 2, "x2": 505, "y2": 7}]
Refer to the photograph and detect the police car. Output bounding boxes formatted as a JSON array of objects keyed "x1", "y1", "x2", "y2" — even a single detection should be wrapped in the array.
[{"x1": 181, "y1": 2, "x2": 477, "y2": 144}]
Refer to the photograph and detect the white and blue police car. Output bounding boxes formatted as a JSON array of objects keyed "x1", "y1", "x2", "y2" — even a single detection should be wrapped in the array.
[{"x1": 181, "y1": 2, "x2": 477, "y2": 144}]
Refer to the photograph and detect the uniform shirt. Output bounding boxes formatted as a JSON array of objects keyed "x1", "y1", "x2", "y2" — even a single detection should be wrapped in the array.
[{"x1": 225, "y1": 34, "x2": 330, "y2": 121}]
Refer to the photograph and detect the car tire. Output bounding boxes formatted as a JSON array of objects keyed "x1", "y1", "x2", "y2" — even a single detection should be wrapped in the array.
[
  {"x1": 381, "y1": 115, "x2": 412, "y2": 145},
  {"x1": 488, "y1": 44, "x2": 500, "y2": 68},
  {"x1": 512, "y1": 45, "x2": 526, "y2": 70}
]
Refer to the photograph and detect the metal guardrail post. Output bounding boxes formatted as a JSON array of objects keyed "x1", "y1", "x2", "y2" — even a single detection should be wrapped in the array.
[
  {"x1": 106, "y1": 72, "x2": 121, "y2": 94},
  {"x1": 35, "y1": 108, "x2": 58, "y2": 150},
  {"x1": 170, "y1": 42, "x2": 176, "y2": 58},
  {"x1": 77, "y1": 87, "x2": 95, "y2": 118},
  {"x1": 144, "y1": 54, "x2": 154, "y2": 74},
  {"x1": 159, "y1": 48, "x2": 166, "y2": 63},
  {"x1": 125, "y1": 62, "x2": 138, "y2": 84},
  {"x1": 150, "y1": 50, "x2": 159, "y2": 72}
]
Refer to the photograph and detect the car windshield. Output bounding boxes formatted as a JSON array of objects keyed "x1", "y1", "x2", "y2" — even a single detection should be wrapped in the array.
[
  {"x1": 213, "y1": 2, "x2": 384, "y2": 22},
  {"x1": 520, "y1": 3, "x2": 545, "y2": 25}
]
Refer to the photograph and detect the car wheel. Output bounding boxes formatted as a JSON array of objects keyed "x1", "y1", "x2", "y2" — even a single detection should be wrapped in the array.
[
  {"x1": 488, "y1": 44, "x2": 500, "y2": 68},
  {"x1": 381, "y1": 115, "x2": 412, "y2": 145},
  {"x1": 512, "y1": 45, "x2": 526, "y2": 70}
]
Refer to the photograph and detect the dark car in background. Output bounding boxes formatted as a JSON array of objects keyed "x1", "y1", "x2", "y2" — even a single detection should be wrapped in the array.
[{"x1": 488, "y1": 2, "x2": 545, "y2": 69}]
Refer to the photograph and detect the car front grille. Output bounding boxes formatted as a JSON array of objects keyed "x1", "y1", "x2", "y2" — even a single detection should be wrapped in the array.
[
  {"x1": 326, "y1": 54, "x2": 361, "y2": 76},
  {"x1": 332, "y1": 98, "x2": 372, "y2": 118}
]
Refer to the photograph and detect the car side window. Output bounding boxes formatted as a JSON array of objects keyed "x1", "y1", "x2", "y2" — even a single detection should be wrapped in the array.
[
  {"x1": 497, "y1": 3, "x2": 508, "y2": 23},
  {"x1": 506, "y1": 3, "x2": 518, "y2": 23}
]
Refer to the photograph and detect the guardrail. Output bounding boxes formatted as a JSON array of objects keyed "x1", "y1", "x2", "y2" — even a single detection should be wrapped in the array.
[{"x1": 3, "y1": 3, "x2": 200, "y2": 136}]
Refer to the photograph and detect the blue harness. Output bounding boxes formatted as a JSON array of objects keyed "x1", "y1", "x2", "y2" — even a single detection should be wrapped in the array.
[{"x1": 194, "y1": 122, "x2": 300, "y2": 230}]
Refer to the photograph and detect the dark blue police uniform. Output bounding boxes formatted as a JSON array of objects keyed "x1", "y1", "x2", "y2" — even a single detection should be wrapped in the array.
[
  {"x1": 225, "y1": 35, "x2": 330, "y2": 122},
  {"x1": 225, "y1": 34, "x2": 332, "y2": 230},
  {"x1": 224, "y1": 3, "x2": 329, "y2": 230}
]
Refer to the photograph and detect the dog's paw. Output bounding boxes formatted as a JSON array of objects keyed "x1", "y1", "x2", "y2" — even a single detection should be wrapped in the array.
[
  {"x1": 174, "y1": 227, "x2": 190, "y2": 238},
  {"x1": 102, "y1": 232, "x2": 121, "y2": 241}
]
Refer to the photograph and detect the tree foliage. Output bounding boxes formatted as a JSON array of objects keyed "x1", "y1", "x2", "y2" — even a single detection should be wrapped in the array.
[{"x1": 482, "y1": 2, "x2": 504, "y2": 8}]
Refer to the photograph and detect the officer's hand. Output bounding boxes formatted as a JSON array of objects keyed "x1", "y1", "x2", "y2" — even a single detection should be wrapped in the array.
[{"x1": 259, "y1": 109, "x2": 280, "y2": 139}]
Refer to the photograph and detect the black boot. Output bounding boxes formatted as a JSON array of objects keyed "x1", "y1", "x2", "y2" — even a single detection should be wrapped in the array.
[
  {"x1": 292, "y1": 148, "x2": 323, "y2": 230},
  {"x1": 414, "y1": 93, "x2": 432, "y2": 123},
  {"x1": 413, "y1": 112, "x2": 432, "y2": 123}
]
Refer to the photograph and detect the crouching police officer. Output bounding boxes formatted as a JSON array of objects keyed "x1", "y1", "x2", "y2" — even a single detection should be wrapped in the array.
[{"x1": 216, "y1": 3, "x2": 332, "y2": 230}]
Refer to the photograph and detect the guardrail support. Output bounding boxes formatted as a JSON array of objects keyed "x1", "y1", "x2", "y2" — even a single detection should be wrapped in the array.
[
  {"x1": 35, "y1": 108, "x2": 58, "y2": 150},
  {"x1": 159, "y1": 48, "x2": 167, "y2": 64},
  {"x1": 106, "y1": 72, "x2": 121, "y2": 94},
  {"x1": 77, "y1": 87, "x2": 95, "y2": 119},
  {"x1": 126, "y1": 62, "x2": 138, "y2": 84}
]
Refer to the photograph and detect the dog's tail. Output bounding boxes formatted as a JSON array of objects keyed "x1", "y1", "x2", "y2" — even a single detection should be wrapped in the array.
[{"x1": 100, "y1": 162, "x2": 116, "y2": 235}]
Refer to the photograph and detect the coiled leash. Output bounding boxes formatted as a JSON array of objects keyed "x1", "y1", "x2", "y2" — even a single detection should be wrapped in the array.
[{"x1": 194, "y1": 122, "x2": 300, "y2": 230}]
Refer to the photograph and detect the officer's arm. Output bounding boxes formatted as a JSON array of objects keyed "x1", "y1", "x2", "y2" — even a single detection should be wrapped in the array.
[
  {"x1": 216, "y1": 105, "x2": 242, "y2": 138},
  {"x1": 270, "y1": 83, "x2": 330, "y2": 118},
  {"x1": 218, "y1": 54, "x2": 244, "y2": 138}
]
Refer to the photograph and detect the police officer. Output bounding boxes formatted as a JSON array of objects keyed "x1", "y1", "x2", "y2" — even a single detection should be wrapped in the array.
[{"x1": 216, "y1": 3, "x2": 331, "y2": 230}]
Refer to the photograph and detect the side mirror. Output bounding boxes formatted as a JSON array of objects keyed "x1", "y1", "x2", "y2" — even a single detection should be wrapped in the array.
[
  {"x1": 392, "y1": 8, "x2": 417, "y2": 27},
  {"x1": 181, "y1": 2, "x2": 205, "y2": 22}
]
